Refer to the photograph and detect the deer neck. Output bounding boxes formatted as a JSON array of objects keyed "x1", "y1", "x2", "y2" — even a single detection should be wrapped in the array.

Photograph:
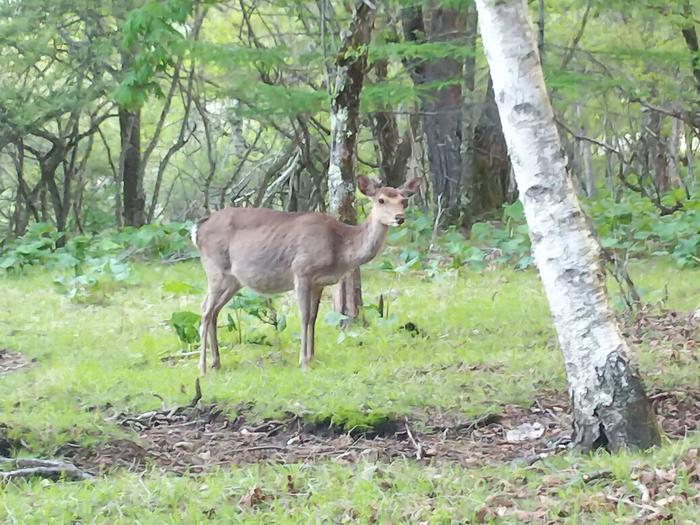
[{"x1": 344, "y1": 210, "x2": 388, "y2": 268}]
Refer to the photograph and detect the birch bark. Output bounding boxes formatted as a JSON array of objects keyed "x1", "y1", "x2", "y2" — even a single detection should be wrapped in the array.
[{"x1": 475, "y1": 0, "x2": 661, "y2": 451}]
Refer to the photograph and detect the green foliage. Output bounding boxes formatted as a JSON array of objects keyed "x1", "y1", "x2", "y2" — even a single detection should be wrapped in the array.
[
  {"x1": 1, "y1": 222, "x2": 195, "y2": 305},
  {"x1": 588, "y1": 191, "x2": 700, "y2": 268},
  {"x1": 115, "y1": 0, "x2": 195, "y2": 109},
  {"x1": 114, "y1": 221, "x2": 193, "y2": 258},
  {"x1": 168, "y1": 310, "x2": 201, "y2": 345},
  {"x1": 53, "y1": 256, "x2": 133, "y2": 304},
  {"x1": 225, "y1": 289, "x2": 287, "y2": 345},
  {"x1": 371, "y1": 202, "x2": 532, "y2": 275},
  {"x1": 0, "y1": 223, "x2": 63, "y2": 271},
  {"x1": 1, "y1": 222, "x2": 193, "y2": 275}
]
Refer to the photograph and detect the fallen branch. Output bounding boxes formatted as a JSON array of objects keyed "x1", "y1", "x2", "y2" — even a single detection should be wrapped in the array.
[
  {"x1": 0, "y1": 458, "x2": 92, "y2": 482},
  {"x1": 404, "y1": 418, "x2": 424, "y2": 460},
  {"x1": 160, "y1": 351, "x2": 199, "y2": 363}
]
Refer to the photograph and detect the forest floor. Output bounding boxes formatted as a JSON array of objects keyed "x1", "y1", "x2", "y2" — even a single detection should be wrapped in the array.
[{"x1": 0, "y1": 259, "x2": 698, "y2": 523}]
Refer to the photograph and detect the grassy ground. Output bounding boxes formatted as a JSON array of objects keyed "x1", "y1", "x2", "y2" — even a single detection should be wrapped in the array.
[{"x1": 0, "y1": 258, "x2": 698, "y2": 523}]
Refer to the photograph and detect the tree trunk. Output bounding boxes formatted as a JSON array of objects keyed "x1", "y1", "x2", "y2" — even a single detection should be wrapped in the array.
[
  {"x1": 470, "y1": 78, "x2": 512, "y2": 217},
  {"x1": 402, "y1": 2, "x2": 464, "y2": 226},
  {"x1": 371, "y1": 25, "x2": 412, "y2": 188},
  {"x1": 667, "y1": 115, "x2": 682, "y2": 188},
  {"x1": 327, "y1": 0, "x2": 376, "y2": 319},
  {"x1": 11, "y1": 141, "x2": 28, "y2": 237},
  {"x1": 642, "y1": 108, "x2": 669, "y2": 192},
  {"x1": 582, "y1": 137, "x2": 594, "y2": 197},
  {"x1": 119, "y1": 107, "x2": 144, "y2": 227},
  {"x1": 475, "y1": 0, "x2": 661, "y2": 452},
  {"x1": 579, "y1": 105, "x2": 595, "y2": 197}
]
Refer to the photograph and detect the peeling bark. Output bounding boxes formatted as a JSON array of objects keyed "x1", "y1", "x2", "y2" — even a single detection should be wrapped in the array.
[
  {"x1": 475, "y1": 0, "x2": 661, "y2": 452},
  {"x1": 327, "y1": 0, "x2": 376, "y2": 318}
]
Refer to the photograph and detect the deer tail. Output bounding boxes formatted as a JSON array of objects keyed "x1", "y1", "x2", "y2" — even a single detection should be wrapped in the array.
[{"x1": 190, "y1": 216, "x2": 209, "y2": 249}]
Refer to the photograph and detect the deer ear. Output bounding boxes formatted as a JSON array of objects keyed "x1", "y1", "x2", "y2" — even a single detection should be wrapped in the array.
[
  {"x1": 358, "y1": 175, "x2": 378, "y2": 196},
  {"x1": 399, "y1": 177, "x2": 421, "y2": 197}
]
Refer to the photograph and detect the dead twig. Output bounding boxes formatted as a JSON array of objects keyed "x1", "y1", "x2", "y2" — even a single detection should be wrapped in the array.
[
  {"x1": 160, "y1": 351, "x2": 200, "y2": 363},
  {"x1": 0, "y1": 458, "x2": 92, "y2": 482},
  {"x1": 189, "y1": 378, "x2": 202, "y2": 408},
  {"x1": 404, "y1": 418, "x2": 424, "y2": 460}
]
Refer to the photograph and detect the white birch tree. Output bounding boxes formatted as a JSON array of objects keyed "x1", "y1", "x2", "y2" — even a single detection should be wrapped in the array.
[{"x1": 474, "y1": 0, "x2": 661, "y2": 451}]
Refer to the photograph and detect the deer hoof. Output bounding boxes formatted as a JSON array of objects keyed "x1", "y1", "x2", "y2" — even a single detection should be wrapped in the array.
[{"x1": 211, "y1": 360, "x2": 221, "y2": 370}]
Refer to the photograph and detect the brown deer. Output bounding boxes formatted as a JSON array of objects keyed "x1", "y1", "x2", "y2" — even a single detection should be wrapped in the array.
[{"x1": 191, "y1": 175, "x2": 421, "y2": 374}]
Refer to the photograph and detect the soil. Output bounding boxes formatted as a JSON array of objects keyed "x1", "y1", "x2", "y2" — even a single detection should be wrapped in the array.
[{"x1": 56, "y1": 386, "x2": 699, "y2": 476}]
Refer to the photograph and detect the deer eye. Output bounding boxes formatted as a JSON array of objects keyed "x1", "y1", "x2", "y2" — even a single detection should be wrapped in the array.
[{"x1": 378, "y1": 198, "x2": 385, "y2": 204}]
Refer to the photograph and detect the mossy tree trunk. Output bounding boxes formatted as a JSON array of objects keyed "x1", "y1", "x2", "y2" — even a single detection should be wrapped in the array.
[{"x1": 327, "y1": 0, "x2": 376, "y2": 319}]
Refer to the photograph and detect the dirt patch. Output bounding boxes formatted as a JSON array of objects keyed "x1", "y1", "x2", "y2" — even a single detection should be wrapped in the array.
[
  {"x1": 651, "y1": 388, "x2": 700, "y2": 439},
  {"x1": 0, "y1": 348, "x2": 32, "y2": 375},
  {"x1": 621, "y1": 307, "x2": 699, "y2": 362},
  {"x1": 58, "y1": 384, "x2": 700, "y2": 476},
  {"x1": 60, "y1": 397, "x2": 569, "y2": 475}
]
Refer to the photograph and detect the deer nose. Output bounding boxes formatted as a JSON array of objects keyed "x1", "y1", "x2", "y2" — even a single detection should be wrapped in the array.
[{"x1": 395, "y1": 214, "x2": 405, "y2": 225}]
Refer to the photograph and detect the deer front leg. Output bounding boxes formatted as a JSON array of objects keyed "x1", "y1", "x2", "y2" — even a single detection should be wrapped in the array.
[
  {"x1": 307, "y1": 287, "x2": 322, "y2": 361},
  {"x1": 294, "y1": 277, "x2": 311, "y2": 370}
]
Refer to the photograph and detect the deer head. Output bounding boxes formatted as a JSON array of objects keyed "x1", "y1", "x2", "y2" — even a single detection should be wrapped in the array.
[{"x1": 358, "y1": 176, "x2": 422, "y2": 226}]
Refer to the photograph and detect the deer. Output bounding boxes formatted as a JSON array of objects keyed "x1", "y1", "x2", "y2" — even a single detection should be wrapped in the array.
[{"x1": 190, "y1": 175, "x2": 421, "y2": 375}]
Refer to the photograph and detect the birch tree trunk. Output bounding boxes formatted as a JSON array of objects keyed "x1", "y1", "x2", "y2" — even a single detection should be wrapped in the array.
[
  {"x1": 327, "y1": 0, "x2": 376, "y2": 319},
  {"x1": 475, "y1": 0, "x2": 661, "y2": 452}
]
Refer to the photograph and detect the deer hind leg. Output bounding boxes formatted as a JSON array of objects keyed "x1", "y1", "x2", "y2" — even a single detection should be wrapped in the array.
[
  {"x1": 294, "y1": 277, "x2": 312, "y2": 369},
  {"x1": 208, "y1": 278, "x2": 241, "y2": 370},
  {"x1": 306, "y1": 287, "x2": 322, "y2": 362},
  {"x1": 199, "y1": 272, "x2": 232, "y2": 375}
]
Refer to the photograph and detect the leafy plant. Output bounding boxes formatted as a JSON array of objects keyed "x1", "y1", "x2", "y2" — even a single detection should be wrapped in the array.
[
  {"x1": 53, "y1": 256, "x2": 133, "y2": 304},
  {"x1": 226, "y1": 289, "x2": 286, "y2": 345},
  {"x1": 168, "y1": 310, "x2": 201, "y2": 346}
]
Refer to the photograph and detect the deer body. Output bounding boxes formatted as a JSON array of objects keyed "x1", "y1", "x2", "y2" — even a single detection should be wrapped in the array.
[{"x1": 192, "y1": 176, "x2": 420, "y2": 374}]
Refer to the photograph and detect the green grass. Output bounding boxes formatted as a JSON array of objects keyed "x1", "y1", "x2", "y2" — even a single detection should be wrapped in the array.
[{"x1": 0, "y1": 258, "x2": 698, "y2": 523}]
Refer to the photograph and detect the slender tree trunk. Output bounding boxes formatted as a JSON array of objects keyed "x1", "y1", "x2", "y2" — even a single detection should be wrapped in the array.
[
  {"x1": 475, "y1": 0, "x2": 661, "y2": 452},
  {"x1": 578, "y1": 106, "x2": 595, "y2": 197},
  {"x1": 681, "y1": 1, "x2": 700, "y2": 99},
  {"x1": 582, "y1": 137, "x2": 594, "y2": 197},
  {"x1": 643, "y1": 107, "x2": 669, "y2": 192},
  {"x1": 119, "y1": 107, "x2": 144, "y2": 227},
  {"x1": 537, "y1": 0, "x2": 545, "y2": 60},
  {"x1": 371, "y1": 22, "x2": 412, "y2": 188},
  {"x1": 327, "y1": 0, "x2": 376, "y2": 319},
  {"x1": 686, "y1": 125, "x2": 696, "y2": 193},
  {"x1": 11, "y1": 141, "x2": 28, "y2": 237},
  {"x1": 667, "y1": 115, "x2": 682, "y2": 189}
]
